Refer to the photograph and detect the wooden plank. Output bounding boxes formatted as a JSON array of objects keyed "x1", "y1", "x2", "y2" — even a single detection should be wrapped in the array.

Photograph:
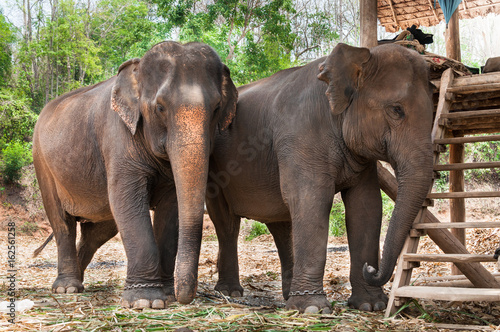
[
  {"x1": 449, "y1": 134, "x2": 465, "y2": 275},
  {"x1": 432, "y1": 68, "x2": 454, "y2": 142},
  {"x1": 403, "y1": 253, "x2": 496, "y2": 263},
  {"x1": 432, "y1": 72, "x2": 500, "y2": 91},
  {"x1": 427, "y1": 191, "x2": 500, "y2": 199},
  {"x1": 434, "y1": 161, "x2": 500, "y2": 171},
  {"x1": 360, "y1": 0, "x2": 377, "y2": 48},
  {"x1": 442, "y1": 109, "x2": 500, "y2": 119},
  {"x1": 434, "y1": 135, "x2": 500, "y2": 144},
  {"x1": 394, "y1": 286, "x2": 500, "y2": 302},
  {"x1": 447, "y1": 83, "x2": 500, "y2": 94},
  {"x1": 412, "y1": 221, "x2": 500, "y2": 229}
]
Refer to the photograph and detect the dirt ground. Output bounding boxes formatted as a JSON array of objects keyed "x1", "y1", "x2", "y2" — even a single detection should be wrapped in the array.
[{"x1": 0, "y1": 170, "x2": 500, "y2": 331}]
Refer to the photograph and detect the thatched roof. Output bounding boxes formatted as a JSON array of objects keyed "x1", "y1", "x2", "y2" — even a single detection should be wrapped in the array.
[{"x1": 378, "y1": 0, "x2": 500, "y2": 32}]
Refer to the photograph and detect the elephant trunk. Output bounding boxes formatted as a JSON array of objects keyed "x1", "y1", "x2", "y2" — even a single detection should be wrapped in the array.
[
  {"x1": 168, "y1": 113, "x2": 210, "y2": 304},
  {"x1": 363, "y1": 143, "x2": 433, "y2": 287}
]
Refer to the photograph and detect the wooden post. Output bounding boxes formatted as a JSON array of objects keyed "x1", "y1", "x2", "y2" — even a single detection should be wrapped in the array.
[
  {"x1": 360, "y1": 0, "x2": 378, "y2": 48},
  {"x1": 445, "y1": 8, "x2": 461, "y2": 62},
  {"x1": 445, "y1": 8, "x2": 465, "y2": 275},
  {"x1": 450, "y1": 135, "x2": 466, "y2": 275}
]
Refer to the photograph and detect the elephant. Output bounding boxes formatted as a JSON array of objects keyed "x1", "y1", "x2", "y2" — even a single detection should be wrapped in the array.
[
  {"x1": 32, "y1": 41, "x2": 237, "y2": 309},
  {"x1": 495, "y1": 247, "x2": 500, "y2": 259},
  {"x1": 205, "y1": 43, "x2": 434, "y2": 314},
  {"x1": 482, "y1": 56, "x2": 500, "y2": 73}
]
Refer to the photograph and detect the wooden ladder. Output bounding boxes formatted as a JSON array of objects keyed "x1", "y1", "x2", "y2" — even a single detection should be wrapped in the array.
[{"x1": 384, "y1": 68, "x2": 500, "y2": 317}]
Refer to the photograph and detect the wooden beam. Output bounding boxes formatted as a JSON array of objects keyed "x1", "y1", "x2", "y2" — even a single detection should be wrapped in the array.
[
  {"x1": 360, "y1": 0, "x2": 378, "y2": 48},
  {"x1": 445, "y1": 8, "x2": 461, "y2": 61},
  {"x1": 447, "y1": 83, "x2": 500, "y2": 94},
  {"x1": 394, "y1": 286, "x2": 500, "y2": 302},
  {"x1": 426, "y1": 0, "x2": 440, "y2": 22},
  {"x1": 377, "y1": 163, "x2": 500, "y2": 288},
  {"x1": 427, "y1": 191, "x2": 500, "y2": 199},
  {"x1": 413, "y1": 221, "x2": 500, "y2": 229},
  {"x1": 434, "y1": 134, "x2": 500, "y2": 144},
  {"x1": 387, "y1": 0, "x2": 400, "y2": 28},
  {"x1": 434, "y1": 161, "x2": 500, "y2": 171},
  {"x1": 403, "y1": 253, "x2": 497, "y2": 263}
]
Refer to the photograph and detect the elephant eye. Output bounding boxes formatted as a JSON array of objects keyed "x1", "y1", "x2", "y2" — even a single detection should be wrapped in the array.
[
  {"x1": 156, "y1": 104, "x2": 165, "y2": 113},
  {"x1": 391, "y1": 105, "x2": 405, "y2": 118}
]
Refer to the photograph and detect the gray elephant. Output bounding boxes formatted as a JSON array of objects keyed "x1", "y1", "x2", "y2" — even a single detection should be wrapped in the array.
[
  {"x1": 206, "y1": 43, "x2": 434, "y2": 313},
  {"x1": 32, "y1": 41, "x2": 237, "y2": 308},
  {"x1": 482, "y1": 56, "x2": 500, "y2": 73}
]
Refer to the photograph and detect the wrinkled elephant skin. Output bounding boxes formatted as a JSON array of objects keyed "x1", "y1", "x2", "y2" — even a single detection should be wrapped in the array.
[
  {"x1": 206, "y1": 44, "x2": 434, "y2": 313},
  {"x1": 33, "y1": 41, "x2": 237, "y2": 308}
]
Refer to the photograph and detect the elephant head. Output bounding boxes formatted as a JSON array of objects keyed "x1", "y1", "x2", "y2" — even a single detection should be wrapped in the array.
[
  {"x1": 111, "y1": 41, "x2": 237, "y2": 303},
  {"x1": 318, "y1": 43, "x2": 434, "y2": 287}
]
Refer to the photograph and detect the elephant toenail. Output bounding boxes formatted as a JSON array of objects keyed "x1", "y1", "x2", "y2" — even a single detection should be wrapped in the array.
[
  {"x1": 220, "y1": 290, "x2": 230, "y2": 296},
  {"x1": 304, "y1": 306, "x2": 320, "y2": 314},
  {"x1": 152, "y1": 299, "x2": 165, "y2": 309},
  {"x1": 66, "y1": 286, "x2": 78, "y2": 293},
  {"x1": 230, "y1": 290, "x2": 242, "y2": 297},
  {"x1": 133, "y1": 299, "x2": 150, "y2": 309},
  {"x1": 120, "y1": 299, "x2": 131, "y2": 308},
  {"x1": 321, "y1": 307, "x2": 333, "y2": 314},
  {"x1": 358, "y1": 303, "x2": 373, "y2": 312},
  {"x1": 56, "y1": 287, "x2": 66, "y2": 294},
  {"x1": 373, "y1": 301, "x2": 387, "y2": 311}
]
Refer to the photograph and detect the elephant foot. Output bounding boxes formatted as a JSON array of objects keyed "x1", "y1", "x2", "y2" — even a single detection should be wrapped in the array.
[
  {"x1": 214, "y1": 282, "x2": 244, "y2": 297},
  {"x1": 348, "y1": 287, "x2": 388, "y2": 312},
  {"x1": 162, "y1": 284, "x2": 176, "y2": 303},
  {"x1": 285, "y1": 294, "x2": 332, "y2": 314},
  {"x1": 52, "y1": 277, "x2": 84, "y2": 294},
  {"x1": 122, "y1": 286, "x2": 170, "y2": 309}
]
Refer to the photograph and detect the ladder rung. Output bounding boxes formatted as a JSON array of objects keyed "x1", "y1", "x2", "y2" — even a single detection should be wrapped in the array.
[
  {"x1": 447, "y1": 83, "x2": 500, "y2": 94},
  {"x1": 434, "y1": 134, "x2": 500, "y2": 144},
  {"x1": 412, "y1": 221, "x2": 500, "y2": 229},
  {"x1": 427, "y1": 191, "x2": 500, "y2": 199},
  {"x1": 441, "y1": 108, "x2": 500, "y2": 119},
  {"x1": 394, "y1": 286, "x2": 500, "y2": 302},
  {"x1": 434, "y1": 161, "x2": 500, "y2": 171},
  {"x1": 403, "y1": 253, "x2": 497, "y2": 263}
]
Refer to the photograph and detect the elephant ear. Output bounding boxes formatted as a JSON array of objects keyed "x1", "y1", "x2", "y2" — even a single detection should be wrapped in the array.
[
  {"x1": 218, "y1": 64, "x2": 238, "y2": 131},
  {"x1": 111, "y1": 58, "x2": 141, "y2": 135},
  {"x1": 317, "y1": 43, "x2": 371, "y2": 115}
]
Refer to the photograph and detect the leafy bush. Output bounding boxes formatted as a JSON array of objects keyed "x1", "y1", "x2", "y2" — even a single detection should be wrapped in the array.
[
  {"x1": 1, "y1": 141, "x2": 32, "y2": 184},
  {"x1": 0, "y1": 90, "x2": 38, "y2": 143},
  {"x1": 246, "y1": 221, "x2": 270, "y2": 241}
]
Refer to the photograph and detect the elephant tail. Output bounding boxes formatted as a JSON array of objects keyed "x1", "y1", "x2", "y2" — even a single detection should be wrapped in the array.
[{"x1": 33, "y1": 233, "x2": 54, "y2": 257}]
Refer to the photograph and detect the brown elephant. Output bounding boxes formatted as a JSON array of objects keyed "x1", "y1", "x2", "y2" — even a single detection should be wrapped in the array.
[
  {"x1": 206, "y1": 43, "x2": 434, "y2": 313},
  {"x1": 32, "y1": 41, "x2": 237, "y2": 308}
]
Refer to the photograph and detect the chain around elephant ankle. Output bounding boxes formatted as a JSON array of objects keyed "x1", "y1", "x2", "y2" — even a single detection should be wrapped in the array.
[
  {"x1": 124, "y1": 283, "x2": 164, "y2": 290},
  {"x1": 288, "y1": 289, "x2": 326, "y2": 296}
]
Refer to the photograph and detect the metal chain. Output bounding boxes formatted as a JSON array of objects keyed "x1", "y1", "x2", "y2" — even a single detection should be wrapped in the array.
[
  {"x1": 123, "y1": 283, "x2": 164, "y2": 290},
  {"x1": 288, "y1": 289, "x2": 326, "y2": 296}
]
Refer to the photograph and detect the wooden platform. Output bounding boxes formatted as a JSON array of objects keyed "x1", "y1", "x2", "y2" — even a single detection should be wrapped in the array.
[{"x1": 383, "y1": 68, "x2": 500, "y2": 317}]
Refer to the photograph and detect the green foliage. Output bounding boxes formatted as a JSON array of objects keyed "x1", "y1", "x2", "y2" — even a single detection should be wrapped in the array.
[
  {"x1": 329, "y1": 200, "x2": 346, "y2": 237},
  {"x1": 0, "y1": 10, "x2": 15, "y2": 87},
  {"x1": 19, "y1": 221, "x2": 39, "y2": 235},
  {"x1": 1, "y1": 141, "x2": 33, "y2": 184},
  {"x1": 464, "y1": 139, "x2": 500, "y2": 181},
  {"x1": 245, "y1": 220, "x2": 270, "y2": 241},
  {"x1": 0, "y1": 90, "x2": 38, "y2": 143}
]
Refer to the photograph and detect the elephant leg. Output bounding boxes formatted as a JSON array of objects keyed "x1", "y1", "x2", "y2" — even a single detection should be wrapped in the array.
[
  {"x1": 280, "y1": 173, "x2": 334, "y2": 313},
  {"x1": 342, "y1": 163, "x2": 388, "y2": 312},
  {"x1": 77, "y1": 220, "x2": 118, "y2": 281},
  {"x1": 267, "y1": 221, "x2": 293, "y2": 300},
  {"x1": 152, "y1": 186, "x2": 178, "y2": 302},
  {"x1": 109, "y1": 178, "x2": 167, "y2": 309},
  {"x1": 37, "y1": 177, "x2": 83, "y2": 294},
  {"x1": 206, "y1": 190, "x2": 243, "y2": 297}
]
